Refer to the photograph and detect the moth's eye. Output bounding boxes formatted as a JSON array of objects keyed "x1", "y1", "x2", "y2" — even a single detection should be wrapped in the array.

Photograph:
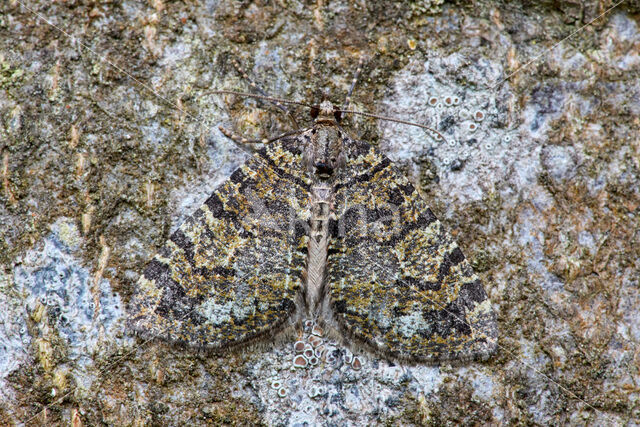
[{"x1": 310, "y1": 106, "x2": 319, "y2": 119}]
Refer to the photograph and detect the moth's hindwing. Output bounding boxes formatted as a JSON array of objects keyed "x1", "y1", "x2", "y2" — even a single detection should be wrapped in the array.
[
  {"x1": 127, "y1": 140, "x2": 311, "y2": 349},
  {"x1": 327, "y1": 140, "x2": 497, "y2": 363}
]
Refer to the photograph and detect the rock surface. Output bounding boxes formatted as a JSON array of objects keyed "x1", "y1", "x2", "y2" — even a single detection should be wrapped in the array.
[{"x1": 1, "y1": 0, "x2": 639, "y2": 425}]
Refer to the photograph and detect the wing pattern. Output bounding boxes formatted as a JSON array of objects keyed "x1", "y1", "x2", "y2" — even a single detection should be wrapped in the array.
[
  {"x1": 128, "y1": 140, "x2": 310, "y2": 349},
  {"x1": 327, "y1": 138, "x2": 497, "y2": 363}
]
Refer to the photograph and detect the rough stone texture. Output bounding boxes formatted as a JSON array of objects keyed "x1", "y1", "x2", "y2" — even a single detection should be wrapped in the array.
[{"x1": 1, "y1": 0, "x2": 639, "y2": 425}]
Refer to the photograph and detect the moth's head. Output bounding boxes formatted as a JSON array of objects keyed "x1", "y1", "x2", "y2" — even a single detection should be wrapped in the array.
[{"x1": 310, "y1": 100, "x2": 342, "y2": 125}]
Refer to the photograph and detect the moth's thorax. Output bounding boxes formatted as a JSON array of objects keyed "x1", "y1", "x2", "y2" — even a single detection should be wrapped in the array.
[{"x1": 305, "y1": 124, "x2": 345, "y2": 181}]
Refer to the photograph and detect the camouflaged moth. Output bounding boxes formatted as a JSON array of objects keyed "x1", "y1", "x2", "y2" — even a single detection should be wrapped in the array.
[{"x1": 128, "y1": 64, "x2": 497, "y2": 363}]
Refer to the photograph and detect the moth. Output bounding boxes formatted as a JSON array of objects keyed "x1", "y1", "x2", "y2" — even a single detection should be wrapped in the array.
[{"x1": 127, "y1": 66, "x2": 497, "y2": 364}]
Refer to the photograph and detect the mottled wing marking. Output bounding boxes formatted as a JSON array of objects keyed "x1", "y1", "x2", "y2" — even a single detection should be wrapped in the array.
[
  {"x1": 128, "y1": 139, "x2": 310, "y2": 349},
  {"x1": 327, "y1": 138, "x2": 497, "y2": 363}
]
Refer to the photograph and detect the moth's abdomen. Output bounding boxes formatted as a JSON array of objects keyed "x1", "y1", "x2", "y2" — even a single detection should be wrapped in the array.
[{"x1": 305, "y1": 182, "x2": 333, "y2": 312}]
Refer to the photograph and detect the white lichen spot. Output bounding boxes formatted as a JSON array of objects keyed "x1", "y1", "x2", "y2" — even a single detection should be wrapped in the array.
[
  {"x1": 344, "y1": 348, "x2": 353, "y2": 364},
  {"x1": 294, "y1": 340, "x2": 306, "y2": 353},
  {"x1": 308, "y1": 387, "x2": 318, "y2": 398},
  {"x1": 303, "y1": 347, "x2": 315, "y2": 359},
  {"x1": 308, "y1": 385, "x2": 326, "y2": 399},
  {"x1": 396, "y1": 310, "x2": 425, "y2": 337},
  {"x1": 308, "y1": 335, "x2": 323, "y2": 348},
  {"x1": 293, "y1": 355, "x2": 308, "y2": 368},
  {"x1": 314, "y1": 344, "x2": 326, "y2": 358},
  {"x1": 271, "y1": 379, "x2": 282, "y2": 389},
  {"x1": 352, "y1": 356, "x2": 363, "y2": 371},
  {"x1": 198, "y1": 300, "x2": 238, "y2": 325}
]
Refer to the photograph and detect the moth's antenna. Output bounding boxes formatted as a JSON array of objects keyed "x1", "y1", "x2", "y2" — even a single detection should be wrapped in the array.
[
  {"x1": 218, "y1": 126, "x2": 306, "y2": 146},
  {"x1": 489, "y1": 0, "x2": 625, "y2": 91},
  {"x1": 338, "y1": 109, "x2": 448, "y2": 143},
  {"x1": 343, "y1": 57, "x2": 365, "y2": 111},
  {"x1": 230, "y1": 59, "x2": 300, "y2": 129},
  {"x1": 208, "y1": 90, "x2": 448, "y2": 143},
  {"x1": 205, "y1": 90, "x2": 315, "y2": 110}
]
